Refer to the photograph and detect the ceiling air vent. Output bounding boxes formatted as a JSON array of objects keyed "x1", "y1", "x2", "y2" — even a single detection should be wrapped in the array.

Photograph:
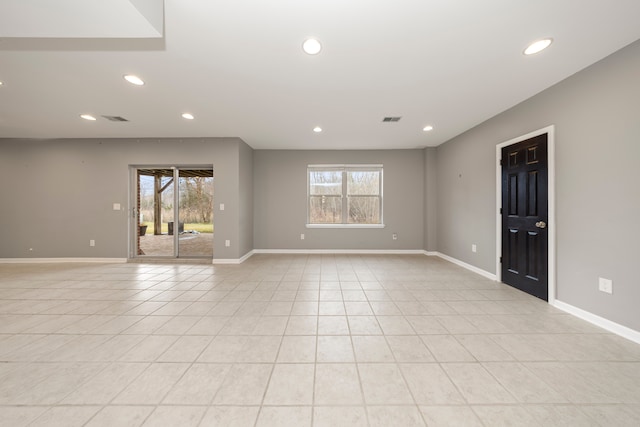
[
  {"x1": 102, "y1": 115, "x2": 129, "y2": 122},
  {"x1": 382, "y1": 116, "x2": 402, "y2": 122}
]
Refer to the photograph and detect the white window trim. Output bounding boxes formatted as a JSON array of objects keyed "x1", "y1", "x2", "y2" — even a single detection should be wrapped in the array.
[{"x1": 307, "y1": 164, "x2": 384, "y2": 227}]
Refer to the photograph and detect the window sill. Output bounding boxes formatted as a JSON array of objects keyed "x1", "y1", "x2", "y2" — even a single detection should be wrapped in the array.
[{"x1": 306, "y1": 224, "x2": 386, "y2": 229}]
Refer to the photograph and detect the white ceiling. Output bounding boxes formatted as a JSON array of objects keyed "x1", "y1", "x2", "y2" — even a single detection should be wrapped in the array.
[
  {"x1": 0, "y1": 0, "x2": 163, "y2": 38},
  {"x1": 1, "y1": 0, "x2": 639, "y2": 150}
]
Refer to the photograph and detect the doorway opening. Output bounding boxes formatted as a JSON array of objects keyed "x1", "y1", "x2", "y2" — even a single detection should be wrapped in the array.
[
  {"x1": 496, "y1": 126, "x2": 555, "y2": 303},
  {"x1": 131, "y1": 166, "x2": 214, "y2": 259}
]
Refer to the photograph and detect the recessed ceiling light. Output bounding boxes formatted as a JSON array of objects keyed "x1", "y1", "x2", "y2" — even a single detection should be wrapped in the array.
[
  {"x1": 313, "y1": 126, "x2": 322, "y2": 133},
  {"x1": 423, "y1": 125, "x2": 434, "y2": 132},
  {"x1": 80, "y1": 114, "x2": 97, "y2": 121},
  {"x1": 123, "y1": 74, "x2": 145, "y2": 85},
  {"x1": 303, "y1": 38, "x2": 322, "y2": 55},
  {"x1": 524, "y1": 38, "x2": 553, "y2": 55},
  {"x1": 181, "y1": 113, "x2": 195, "y2": 120}
]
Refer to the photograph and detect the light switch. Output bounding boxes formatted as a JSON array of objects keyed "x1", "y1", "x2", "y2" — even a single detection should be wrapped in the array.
[
  {"x1": 113, "y1": 203, "x2": 121, "y2": 210},
  {"x1": 220, "y1": 203, "x2": 225, "y2": 211}
]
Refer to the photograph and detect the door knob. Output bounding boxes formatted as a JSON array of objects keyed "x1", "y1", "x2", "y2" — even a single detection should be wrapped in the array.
[{"x1": 535, "y1": 221, "x2": 547, "y2": 229}]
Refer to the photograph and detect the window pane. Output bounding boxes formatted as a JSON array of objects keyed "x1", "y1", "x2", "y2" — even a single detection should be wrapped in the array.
[
  {"x1": 347, "y1": 171, "x2": 379, "y2": 195},
  {"x1": 310, "y1": 171, "x2": 342, "y2": 195},
  {"x1": 310, "y1": 195, "x2": 342, "y2": 223},
  {"x1": 348, "y1": 196, "x2": 380, "y2": 224}
]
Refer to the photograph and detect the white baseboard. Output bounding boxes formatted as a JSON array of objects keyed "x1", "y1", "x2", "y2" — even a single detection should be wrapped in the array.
[
  {"x1": 211, "y1": 258, "x2": 242, "y2": 265},
  {"x1": 429, "y1": 251, "x2": 497, "y2": 281},
  {"x1": 0, "y1": 258, "x2": 127, "y2": 264},
  {"x1": 212, "y1": 250, "x2": 255, "y2": 265},
  {"x1": 553, "y1": 300, "x2": 640, "y2": 345},
  {"x1": 252, "y1": 249, "x2": 426, "y2": 255},
  {"x1": 238, "y1": 250, "x2": 255, "y2": 263}
]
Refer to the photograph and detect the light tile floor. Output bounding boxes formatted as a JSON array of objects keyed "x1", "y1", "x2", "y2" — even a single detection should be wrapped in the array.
[{"x1": 1, "y1": 254, "x2": 640, "y2": 426}]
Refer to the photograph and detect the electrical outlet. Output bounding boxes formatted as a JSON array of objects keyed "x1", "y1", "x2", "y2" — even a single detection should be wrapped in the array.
[
  {"x1": 300, "y1": 233, "x2": 305, "y2": 240},
  {"x1": 598, "y1": 277, "x2": 613, "y2": 294},
  {"x1": 89, "y1": 240, "x2": 95, "y2": 247},
  {"x1": 392, "y1": 233, "x2": 398, "y2": 240},
  {"x1": 472, "y1": 244, "x2": 477, "y2": 253},
  {"x1": 225, "y1": 240, "x2": 230, "y2": 247}
]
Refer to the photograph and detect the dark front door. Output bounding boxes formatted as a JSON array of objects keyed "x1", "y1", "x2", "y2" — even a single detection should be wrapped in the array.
[{"x1": 501, "y1": 134, "x2": 548, "y2": 300}]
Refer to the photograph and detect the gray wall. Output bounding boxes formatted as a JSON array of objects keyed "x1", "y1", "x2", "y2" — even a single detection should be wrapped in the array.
[
  {"x1": 238, "y1": 140, "x2": 254, "y2": 257},
  {"x1": 0, "y1": 137, "x2": 249, "y2": 260},
  {"x1": 254, "y1": 150, "x2": 424, "y2": 250},
  {"x1": 435, "y1": 39, "x2": 640, "y2": 331},
  {"x1": 423, "y1": 147, "x2": 437, "y2": 252},
  {"x1": 436, "y1": 132, "x2": 497, "y2": 270}
]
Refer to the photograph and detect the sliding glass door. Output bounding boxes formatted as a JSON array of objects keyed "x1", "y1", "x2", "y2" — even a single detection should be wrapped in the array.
[
  {"x1": 133, "y1": 166, "x2": 214, "y2": 259},
  {"x1": 177, "y1": 169, "x2": 214, "y2": 257}
]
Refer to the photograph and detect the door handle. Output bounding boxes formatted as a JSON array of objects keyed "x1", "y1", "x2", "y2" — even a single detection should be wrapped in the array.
[{"x1": 535, "y1": 221, "x2": 547, "y2": 229}]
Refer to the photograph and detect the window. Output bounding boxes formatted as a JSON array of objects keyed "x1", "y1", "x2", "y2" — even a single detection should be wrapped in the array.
[{"x1": 308, "y1": 165, "x2": 383, "y2": 227}]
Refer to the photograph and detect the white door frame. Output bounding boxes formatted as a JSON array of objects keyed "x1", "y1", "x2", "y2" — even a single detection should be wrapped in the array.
[
  {"x1": 129, "y1": 165, "x2": 214, "y2": 259},
  {"x1": 495, "y1": 125, "x2": 556, "y2": 304}
]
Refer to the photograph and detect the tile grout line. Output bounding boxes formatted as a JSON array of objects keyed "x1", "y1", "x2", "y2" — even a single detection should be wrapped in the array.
[{"x1": 342, "y1": 257, "x2": 372, "y2": 427}]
